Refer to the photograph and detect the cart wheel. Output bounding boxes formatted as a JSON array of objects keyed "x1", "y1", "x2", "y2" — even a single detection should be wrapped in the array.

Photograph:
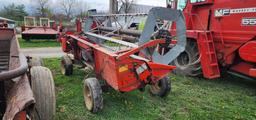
[
  {"x1": 29, "y1": 56, "x2": 43, "y2": 67},
  {"x1": 83, "y1": 78, "x2": 103, "y2": 113},
  {"x1": 30, "y1": 66, "x2": 56, "y2": 120},
  {"x1": 150, "y1": 77, "x2": 171, "y2": 97},
  {"x1": 60, "y1": 55, "x2": 73, "y2": 76}
]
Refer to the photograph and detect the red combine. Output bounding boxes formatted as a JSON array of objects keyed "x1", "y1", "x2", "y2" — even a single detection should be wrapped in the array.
[
  {"x1": 59, "y1": 8, "x2": 187, "y2": 113},
  {"x1": 168, "y1": 0, "x2": 256, "y2": 80},
  {"x1": 21, "y1": 17, "x2": 59, "y2": 41}
]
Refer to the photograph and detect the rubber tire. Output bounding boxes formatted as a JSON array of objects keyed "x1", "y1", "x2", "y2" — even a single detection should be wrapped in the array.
[
  {"x1": 30, "y1": 66, "x2": 56, "y2": 120},
  {"x1": 172, "y1": 40, "x2": 202, "y2": 77},
  {"x1": 149, "y1": 77, "x2": 171, "y2": 97},
  {"x1": 29, "y1": 56, "x2": 43, "y2": 67},
  {"x1": 83, "y1": 78, "x2": 103, "y2": 113},
  {"x1": 60, "y1": 55, "x2": 73, "y2": 76}
]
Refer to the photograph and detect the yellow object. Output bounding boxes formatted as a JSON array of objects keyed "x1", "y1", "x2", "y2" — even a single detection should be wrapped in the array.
[{"x1": 119, "y1": 65, "x2": 129, "y2": 73}]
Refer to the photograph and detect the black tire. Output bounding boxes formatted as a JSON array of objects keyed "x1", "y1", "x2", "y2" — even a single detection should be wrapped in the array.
[
  {"x1": 83, "y1": 78, "x2": 103, "y2": 113},
  {"x1": 29, "y1": 56, "x2": 43, "y2": 67},
  {"x1": 172, "y1": 40, "x2": 202, "y2": 76},
  {"x1": 150, "y1": 77, "x2": 171, "y2": 97},
  {"x1": 30, "y1": 66, "x2": 56, "y2": 120},
  {"x1": 60, "y1": 55, "x2": 73, "y2": 76}
]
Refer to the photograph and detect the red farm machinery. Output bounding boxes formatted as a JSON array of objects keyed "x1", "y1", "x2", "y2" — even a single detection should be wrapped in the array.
[
  {"x1": 59, "y1": 8, "x2": 187, "y2": 113},
  {"x1": 168, "y1": 0, "x2": 256, "y2": 80},
  {"x1": 21, "y1": 16, "x2": 59, "y2": 41},
  {"x1": 0, "y1": 18, "x2": 55, "y2": 120}
]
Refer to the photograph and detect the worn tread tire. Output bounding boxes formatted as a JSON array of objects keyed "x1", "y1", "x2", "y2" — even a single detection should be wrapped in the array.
[
  {"x1": 61, "y1": 55, "x2": 73, "y2": 76},
  {"x1": 150, "y1": 77, "x2": 171, "y2": 97},
  {"x1": 30, "y1": 66, "x2": 56, "y2": 120},
  {"x1": 29, "y1": 56, "x2": 43, "y2": 67},
  {"x1": 83, "y1": 78, "x2": 103, "y2": 113},
  {"x1": 172, "y1": 40, "x2": 202, "y2": 77}
]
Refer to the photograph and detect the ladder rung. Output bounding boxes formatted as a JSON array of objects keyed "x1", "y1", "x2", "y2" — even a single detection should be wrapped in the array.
[
  {"x1": 0, "y1": 61, "x2": 8, "y2": 65},
  {"x1": 206, "y1": 52, "x2": 215, "y2": 55},
  {"x1": 203, "y1": 40, "x2": 213, "y2": 43},
  {"x1": 0, "y1": 59, "x2": 9, "y2": 62},
  {"x1": 210, "y1": 63, "x2": 218, "y2": 66}
]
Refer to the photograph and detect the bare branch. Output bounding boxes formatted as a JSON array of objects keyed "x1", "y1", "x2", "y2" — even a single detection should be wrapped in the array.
[
  {"x1": 60, "y1": 0, "x2": 77, "y2": 20},
  {"x1": 32, "y1": 0, "x2": 49, "y2": 16}
]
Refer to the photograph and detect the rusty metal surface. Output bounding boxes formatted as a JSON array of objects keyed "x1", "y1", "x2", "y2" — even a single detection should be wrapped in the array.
[
  {"x1": 0, "y1": 36, "x2": 28, "y2": 81},
  {"x1": 0, "y1": 29, "x2": 28, "y2": 81},
  {"x1": 0, "y1": 26, "x2": 34, "y2": 119},
  {"x1": 3, "y1": 74, "x2": 35, "y2": 120},
  {"x1": 22, "y1": 27, "x2": 58, "y2": 35},
  {"x1": 0, "y1": 53, "x2": 28, "y2": 81}
]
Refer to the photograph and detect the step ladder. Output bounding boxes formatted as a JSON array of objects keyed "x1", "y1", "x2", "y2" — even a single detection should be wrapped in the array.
[
  {"x1": 197, "y1": 32, "x2": 220, "y2": 79},
  {"x1": 0, "y1": 52, "x2": 10, "y2": 72}
]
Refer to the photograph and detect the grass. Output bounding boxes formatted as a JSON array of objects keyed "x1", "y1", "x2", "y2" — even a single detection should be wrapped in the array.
[
  {"x1": 44, "y1": 58, "x2": 256, "y2": 120},
  {"x1": 19, "y1": 38, "x2": 60, "y2": 48}
]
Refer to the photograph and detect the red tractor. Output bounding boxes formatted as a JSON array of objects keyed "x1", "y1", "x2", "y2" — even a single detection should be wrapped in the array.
[{"x1": 168, "y1": 0, "x2": 256, "y2": 80}]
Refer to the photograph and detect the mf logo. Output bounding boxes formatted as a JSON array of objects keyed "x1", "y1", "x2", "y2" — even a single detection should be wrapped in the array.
[{"x1": 215, "y1": 9, "x2": 230, "y2": 17}]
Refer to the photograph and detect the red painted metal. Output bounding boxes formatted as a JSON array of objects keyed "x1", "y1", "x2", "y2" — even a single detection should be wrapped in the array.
[
  {"x1": 173, "y1": 0, "x2": 256, "y2": 79},
  {"x1": 14, "y1": 111, "x2": 26, "y2": 120},
  {"x1": 22, "y1": 27, "x2": 58, "y2": 35},
  {"x1": 196, "y1": 32, "x2": 220, "y2": 79},
  {"x1": 230, "y1": 62, "x2": 255, "y2": 77},
  {"x1": 61, "y1": 34, "x2": 175, "y2": 92},
  {"x1": 239, "y1": 41, "x2": 256, "y2": 63},
  {"x1": 21, "y1": 17, "x2": 59, "y2": 40},
  {"x1": 250, "y1": 69, "x2": 256, "y2": 77}
]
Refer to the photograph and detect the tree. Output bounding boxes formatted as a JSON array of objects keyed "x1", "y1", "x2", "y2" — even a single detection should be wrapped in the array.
[
  {"x1": 0, "y1": 4, "x2": 28, "y2": 21},
  {"x1": 118, "y1": 0, "x2": 136, "y2": 22},
  {"x1": 60, "y1": 0, "x2": 77, "y2": 20},
  {"x1": 76, "y1": 0, "x2": 90, "y2": 18},
  {"x1": 33, "y1": 0, "x2": 50, "y2": 17},
  {"x1": 119, "y1": 0, "x2": 135, "y2": 14}
]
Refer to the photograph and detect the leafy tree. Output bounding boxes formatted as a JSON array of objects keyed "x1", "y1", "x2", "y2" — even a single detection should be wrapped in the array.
[{"x1": 0, "y1": 3, "x2": 28, "y2": 21}]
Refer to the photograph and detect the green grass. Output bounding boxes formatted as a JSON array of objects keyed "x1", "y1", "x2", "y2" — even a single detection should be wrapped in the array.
[
  {"x1": 19, "y1": 38, "x2": 60, "y2": 48},
  {"x1": 44, "y1": 58, "x2": 256, "y2": 120}
]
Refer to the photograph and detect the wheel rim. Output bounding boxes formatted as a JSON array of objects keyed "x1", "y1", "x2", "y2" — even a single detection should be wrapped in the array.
[
  {"x1": 174, "y1": 51, "x2": 191, "y2": 69},
  {"x1": 150, "y1": 81, "x2": 162, "y2": 94},
  {"x1": 60, "y1": 60, "x2": 65, "y2": 75},
  {"x1": 84, "y1": 83, "x2": 93, "y2": 110}
]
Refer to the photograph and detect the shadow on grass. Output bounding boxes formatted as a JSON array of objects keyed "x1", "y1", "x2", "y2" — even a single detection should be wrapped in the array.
[{"x1": 18, "y1": 38, "x2": 60, "y2": 48}]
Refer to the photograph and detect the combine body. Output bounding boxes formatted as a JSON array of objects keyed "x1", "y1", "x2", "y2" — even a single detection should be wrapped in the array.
[{"x1": 171, "y1": 0, "x2": 256, "y2": 79}]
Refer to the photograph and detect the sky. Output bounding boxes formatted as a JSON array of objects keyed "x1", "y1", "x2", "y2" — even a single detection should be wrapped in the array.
[{"x1": 0, "y1": 0, "x2": 166, "y2": 13}]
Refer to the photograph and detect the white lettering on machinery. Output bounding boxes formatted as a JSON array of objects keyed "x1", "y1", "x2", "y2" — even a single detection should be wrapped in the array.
[
  {"x1": 215, "y1": 7, "x2": 256, "y2": 17},
  {"x1": 242, "y1": 18, "x2": 256, "y2": 26},
  {"x1": 231, "y1": 7, "x2": 256, "y2": 14},
  {"x1": 215, "y1": 9, "x2": 230, "y2": 17}
]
